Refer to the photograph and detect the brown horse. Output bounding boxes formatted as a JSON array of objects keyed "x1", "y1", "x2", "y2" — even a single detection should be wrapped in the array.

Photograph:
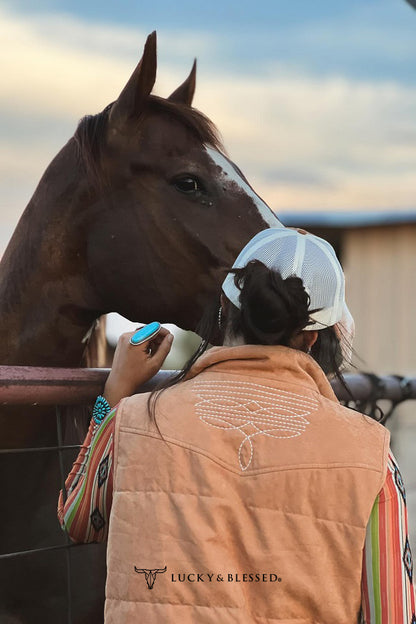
[{"x1": 0, "y1": 32, "x2": 281, "y2": 622}]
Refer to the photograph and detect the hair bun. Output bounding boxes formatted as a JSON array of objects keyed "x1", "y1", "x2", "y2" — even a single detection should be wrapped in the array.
[{"x1": 231, "y1": 260, "x2": 311, "y2": 345}]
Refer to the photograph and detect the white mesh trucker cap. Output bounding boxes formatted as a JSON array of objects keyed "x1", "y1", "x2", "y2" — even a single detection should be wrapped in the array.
[{"x1": 222, "y1": 228, "x2": 348, "y2": 332}]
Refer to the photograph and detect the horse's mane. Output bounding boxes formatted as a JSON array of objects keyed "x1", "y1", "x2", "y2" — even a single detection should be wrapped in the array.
[{"x1": 74, "y1": 96, "x2": 224, "y2": 188}]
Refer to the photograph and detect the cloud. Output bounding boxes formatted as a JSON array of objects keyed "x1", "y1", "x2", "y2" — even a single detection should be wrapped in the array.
[
  {"x1": 196, "y1": 69, "x2": 416, "y2": 210},
  {"x1": 0, "y1": 7, "x2": 215, "y2": 118},
  {"x1": 1, "y1": 6, "x2": 416, "y2": 251}
]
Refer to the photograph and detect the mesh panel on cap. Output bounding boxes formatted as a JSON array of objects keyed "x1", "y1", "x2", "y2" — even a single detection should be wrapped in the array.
[
  {"x1": 234, "y1": 228, "x2": 294, "y2": 269},
  {"x1": 299, "y1": 244, "x2": 337, "y2": 309},
  {"x1": 249, "y1": 236, "x2": 297, "y2": 273}
]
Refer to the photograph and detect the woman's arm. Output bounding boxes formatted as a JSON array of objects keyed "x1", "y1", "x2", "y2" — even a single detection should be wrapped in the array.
[
  {"x1": 57, "y1": 407, "x2": 117, "y2": 543},
  {"x1": 361, "y1": 451, "x2": 416, "y2": 623},
  {"x1": 57, "y1": 327, "x2": 173, "y2": 543}
]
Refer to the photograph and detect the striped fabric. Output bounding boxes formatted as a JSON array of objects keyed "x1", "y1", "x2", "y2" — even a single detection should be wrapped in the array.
[
  {"x1": 362, "y1": 453, "x2": 416, "y2": 623},
  {"x1": 58, "y1": 410, "x2": 416, "y2": 622},
  {"x1": 57, "y1": 408, "x2": 116, "y2": 543}
]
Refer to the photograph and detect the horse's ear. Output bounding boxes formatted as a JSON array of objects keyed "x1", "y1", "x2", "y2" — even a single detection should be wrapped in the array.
[
  {"x1": 168, "y1": 60, "x2": 197, "y2": 107},
  {"x1": 109, "y1": 31, "x2": 157, "y2": 125}
]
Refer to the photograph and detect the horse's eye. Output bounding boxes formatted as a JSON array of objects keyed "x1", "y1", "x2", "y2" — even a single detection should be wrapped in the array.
[{"x1": 174, "y1": 176, "x2": 201, "y2": 194}]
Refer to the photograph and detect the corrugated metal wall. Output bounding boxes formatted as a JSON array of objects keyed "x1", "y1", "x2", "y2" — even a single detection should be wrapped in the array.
[{"x1": 343, "y1": 223, "x2": 416, "y2": 376}]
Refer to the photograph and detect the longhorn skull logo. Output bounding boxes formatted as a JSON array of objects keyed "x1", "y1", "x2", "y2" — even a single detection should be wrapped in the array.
[{"x1": 134, "y1": 565, "x2": 167, "y2": 589}]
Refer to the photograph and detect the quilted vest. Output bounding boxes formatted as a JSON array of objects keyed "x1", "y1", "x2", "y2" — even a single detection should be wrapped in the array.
[{"x1": 105, "y1": 345, "x2": 389, "y2": 623}]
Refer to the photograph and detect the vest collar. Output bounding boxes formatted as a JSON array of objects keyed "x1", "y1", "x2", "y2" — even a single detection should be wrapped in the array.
[{"x1": 186, "y1": 345, "x2": 338, "y2": 403}]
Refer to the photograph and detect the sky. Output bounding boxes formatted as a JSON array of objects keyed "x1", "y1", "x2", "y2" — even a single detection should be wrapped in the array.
[{"x1": 1, "y1": 0, "x2": 416, "y2": 253}]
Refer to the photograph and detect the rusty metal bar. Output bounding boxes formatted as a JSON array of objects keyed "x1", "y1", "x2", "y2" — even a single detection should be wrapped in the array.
[
  {"x1": 0, "y1": 365, "x2": 415, "y2": 406},
  {"x1": 0, "y1": 366, "x2": 174, "y2": 405},
  {"x1": 0, "y1": 366, "x2": 109, "y2": 405}
]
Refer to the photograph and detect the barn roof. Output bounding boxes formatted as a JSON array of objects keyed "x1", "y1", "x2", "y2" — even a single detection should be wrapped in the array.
[{"x1": 279, "y1": 209, "x2": 416, "y2": 229}]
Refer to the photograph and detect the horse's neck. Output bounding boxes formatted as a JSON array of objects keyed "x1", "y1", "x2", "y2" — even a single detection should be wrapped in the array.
[{"x1": 0, "y1": 140, "x2": 103, "y2": 366}]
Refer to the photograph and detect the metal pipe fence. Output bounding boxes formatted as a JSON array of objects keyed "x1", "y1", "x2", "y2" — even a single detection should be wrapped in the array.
[{"x1": 1, "y1": 365, "x2": 415, "y2": 622}]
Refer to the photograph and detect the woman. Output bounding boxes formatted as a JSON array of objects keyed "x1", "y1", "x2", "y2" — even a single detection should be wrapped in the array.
[{"x1": 58, "y1": 228, "x2": 415, "y2": 623}]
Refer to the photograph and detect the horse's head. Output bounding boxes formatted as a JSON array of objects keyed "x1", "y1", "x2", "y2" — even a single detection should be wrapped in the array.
[{"x1": 80, "y1": 32, "x2": 282, "y2": 330}]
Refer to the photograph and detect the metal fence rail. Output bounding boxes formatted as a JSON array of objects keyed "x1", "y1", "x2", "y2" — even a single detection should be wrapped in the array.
[
  {"x1": 0, "y1": 366, "x2": 172, "y2": 405},
  {"x1": 1, "y1": 365, "x2": 415, "y2": 407}
]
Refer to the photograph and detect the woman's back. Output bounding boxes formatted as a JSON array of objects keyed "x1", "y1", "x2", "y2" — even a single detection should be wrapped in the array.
[{"x1": 106, "y1": 345, "x2": 388, "y2": 623}]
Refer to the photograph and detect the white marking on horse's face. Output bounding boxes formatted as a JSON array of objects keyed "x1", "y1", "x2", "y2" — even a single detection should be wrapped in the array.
[{"x1": 205, "y1": 147, "x2": 282, "y2": 228}]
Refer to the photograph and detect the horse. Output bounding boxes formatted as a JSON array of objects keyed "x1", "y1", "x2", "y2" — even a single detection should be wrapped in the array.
[{"x1": 0, "y1": 32, "x2": 282, "y2": 622}]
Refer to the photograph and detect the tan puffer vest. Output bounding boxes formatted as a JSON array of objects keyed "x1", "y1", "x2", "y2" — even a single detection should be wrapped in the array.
[{"x1": 105, "y1": 345, "x2": 389, "y2": 623}]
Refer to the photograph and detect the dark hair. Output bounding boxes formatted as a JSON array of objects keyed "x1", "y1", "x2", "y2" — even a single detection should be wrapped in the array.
[
  {"x1": 228, "y1": 260, "x2": 312, "y2": 345},
  {"x1": 148, "y1": 260, "x2": 351, "y2": 422}
]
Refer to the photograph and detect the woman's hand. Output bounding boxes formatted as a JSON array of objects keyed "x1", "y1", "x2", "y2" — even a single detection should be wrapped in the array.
[{"x1": 103, "y1": 327, "x2": 174, "y2": 407}]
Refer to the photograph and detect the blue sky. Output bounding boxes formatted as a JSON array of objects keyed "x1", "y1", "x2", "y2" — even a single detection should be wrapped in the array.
[
  {"x1": 8, "y1": 0, "x2": 416, "y2": 82},
  {"x1": 1, "y1": 0, "x2": 416, "y2": 252}
]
